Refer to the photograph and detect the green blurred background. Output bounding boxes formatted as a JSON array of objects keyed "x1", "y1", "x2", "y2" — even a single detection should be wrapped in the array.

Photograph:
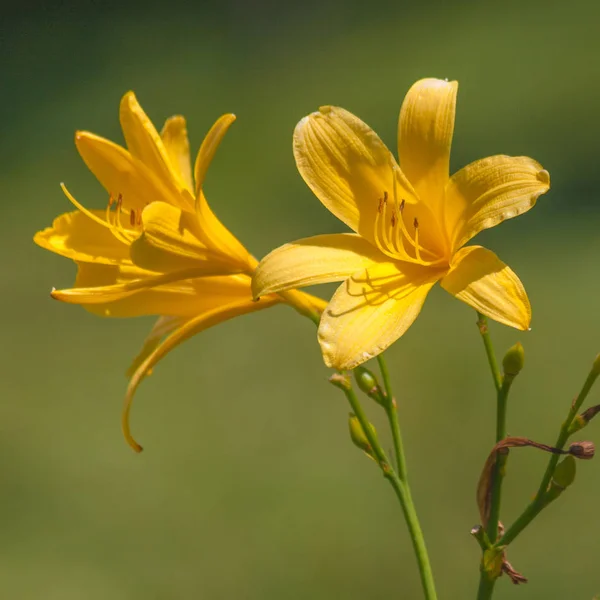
[{"x1": 4, "y1": 0, "x2": 600, "y2": 597}]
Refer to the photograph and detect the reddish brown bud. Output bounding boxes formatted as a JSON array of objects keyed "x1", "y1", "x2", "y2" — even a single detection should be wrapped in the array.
[{"x1": 568, "y1": 441, "x2": 595, "y2": 460}]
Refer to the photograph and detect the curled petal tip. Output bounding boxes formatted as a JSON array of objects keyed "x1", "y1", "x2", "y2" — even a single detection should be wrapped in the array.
[
  {"x1": 122, "y1": 403, "x2": 144, "y2": 453},
  {"x1": 537, "y1": 169, "x2": 550, "y2": 185}
]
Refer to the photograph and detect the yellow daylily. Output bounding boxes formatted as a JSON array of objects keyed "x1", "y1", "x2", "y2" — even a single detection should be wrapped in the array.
[
  {"x1": 34, "y1": 92, "x2": 325, "y2": 451},
  {"x1": 253, "y1": 78, "x2": 550, "y2": 370}
]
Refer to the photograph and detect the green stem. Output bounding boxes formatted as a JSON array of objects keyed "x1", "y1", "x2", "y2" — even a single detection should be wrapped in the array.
[
  {"x1": 341, "y1": 373, "x2": 437, "y2": 600},
  {"x1": 476, "y1": 574, "x2": 496, "y2": 600},
  {"x1": 377, "y1": 355, "x2": 407, "y2": 478},
  {"x1": 476, "y1": 313, "x2": 502, "y2": 393},
  {"x1": 486, "y1": 375, "x2": 513, "y2": 542},
  {"x1": 474, "y1": 313, "x2": 509, "y2": 600},
  {"x1": 496, "y1": 366, "x2": 599, "y2": 547}
]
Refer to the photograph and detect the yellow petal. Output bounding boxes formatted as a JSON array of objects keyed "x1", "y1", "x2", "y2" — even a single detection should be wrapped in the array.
[
  {"x1": 440, "y1": 245, "x2": 531, "y2": 330},
  {"x1": 445, "y1": 155, "x2": 550, "y2": 250},
  {"x1": 293, "y1": 106, "x2": 417, "y2": 245},
  {"x1": 55, "y1": 264, "x2": 256, "y2": 318},
  {"x1": 278, "y1": 289, "x2": 328, "y2": 318},
  {"x1": 33, "y1": 209, "x2": 128, "y2": 264},
  {"x1": 119, "y1": 92, "x2": 187, "y2": 196},
  {"x1": 252, "y1": 233, "x2": 384, "y2": 297},
  {"x1": 193, "y1": 113, "x2": 236, "y2": 196},
  {"x1": 318, "y1": 262, "x2": 442, "y2": 369},
  {"x1": 191, "y1": 115, "x2": 253, "y2": 269},
  {"x1": 126, "y1": 316, "x2": 191, "y2": 378},
  {"x1": 129, "y1": 201, "x2": 243, "y2": 274},
  {"x1": 398, "y1": 78, "x2": 458, "y2": 211},
  {"x1": 52, "y1": 264, "x2": 226, "y2": 308},
  {"x1": 161, "y1": 116, "x2": 194, "y2": 193},
  {"x1": 123, "y1": 295, "x2": 281, "y2": 452},
  {"x1": 75, "y1": 131, "x2": 185, "y2": 210},
  {"x1": 195, "y1": 190, "x2": 255, "y2": 271}
]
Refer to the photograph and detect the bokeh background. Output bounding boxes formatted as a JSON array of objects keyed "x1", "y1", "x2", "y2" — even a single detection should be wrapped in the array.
[{"x1": 4, "y1": 0, "x2": 600, "y2": 598}]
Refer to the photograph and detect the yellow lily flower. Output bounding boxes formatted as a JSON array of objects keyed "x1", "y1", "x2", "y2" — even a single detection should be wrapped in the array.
[
  {"x1": 34, "y1": 92, "x2": 325, "y2": 451},
  {"x1": 253, "y1": 78, "x2": 550, "y2": 370}
]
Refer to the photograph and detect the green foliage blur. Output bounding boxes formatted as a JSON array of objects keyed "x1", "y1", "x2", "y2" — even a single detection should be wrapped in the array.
[{"x1": 4, "y1": 0, "x2": 600, "y2": 597}]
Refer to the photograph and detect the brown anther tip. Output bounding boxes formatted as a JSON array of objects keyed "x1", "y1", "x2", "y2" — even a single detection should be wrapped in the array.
[
  {"x1": 378, "y1": 198, "x2": 384, "y2": 213},
  {"x1": 383, "y1": 191, "x2": 388, "y2": 201},
  {"x1": 391, "y1": 213, "x2": 397, "y2": 227},
  {"x1": 413, "y1": 217, "x2": 419, "y2": 228},
  {"x1": 129, "y1": 210, "x2": 136, "y2": 226},
  {"x1": 400, "y1": 199, "x2": 406, "y2": 211}
]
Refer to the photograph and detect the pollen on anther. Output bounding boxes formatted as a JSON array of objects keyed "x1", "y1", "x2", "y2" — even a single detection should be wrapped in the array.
[
  {"x1": 391, "y1": 213, "x2": 397, "y2": 227},
  {"x1": 414, "y1": 217, "x2": 419, "y2": 229},
  {"x1": 400, "y1": 199, "x2": 406, "y2": 212}
]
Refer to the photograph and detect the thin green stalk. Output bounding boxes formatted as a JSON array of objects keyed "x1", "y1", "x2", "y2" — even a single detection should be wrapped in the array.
[
  {"x1": 377, "y1": 354, "x2": 407, "y2": 478},
  {"x1": 476, "y1": 313, "x2": 502, "y2": 392},
  {"x1": 340, "y1": 375, "x2": 437, "y2": 600},
  {"x1": 474, "y1": 313, "x2": 510, "y2": 600},
  {"x1": 496, "y1": 365, "x2": 600, "y2": 547},
  {"x1": 486, "y1": 375, "x2": 514, "y2": 542},
  {"x1": 476, "y1": 574, "x2": 496, "y2": 600}
]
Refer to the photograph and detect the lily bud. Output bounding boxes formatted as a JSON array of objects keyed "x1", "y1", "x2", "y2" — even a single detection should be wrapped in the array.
[
  {"x1": 329, "y1": 373, "x2": 352, "y2": 392},
  {"x1": 553, "y1": 455, "x2": 577, "y2": 488},
  {"x1": 348, "y1": 413, "x2": 377, "y2": 459},
  {"x1": 568, "y1": 441, "x2": 595, "y2": 460},
  {"x1": 354, "y1": 366, "x2": 385, "y2": 405},
  {"x1": 569, "y1": 404, "x2": 600, "y2": 435},
  {"x1": 502, "y1": 342, "x2": 525, "y2": 378},
  {"x1": 544, "y1": 455, "x2": 577, "y2": 505}
]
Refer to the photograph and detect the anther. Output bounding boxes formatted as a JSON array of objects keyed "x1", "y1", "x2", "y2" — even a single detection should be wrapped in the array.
[
  {"x1": 108, "y1": 194, "x2": 115, "y2": 206},
  {"x1": 391, "y1": 213, "x2": 397, "y2": 227},
  {"x1": 414, "y1": 217, "x2": 419, "y2": 229},
  {"x1": 383, "y1": 191, "x2": 388, "y2": 202},
  {"x1": 400, "y1": 199, "x2": 405, "y2": 212},
  {"x1": 129, "y1": 210, "x2": 136, "y2": 227}
]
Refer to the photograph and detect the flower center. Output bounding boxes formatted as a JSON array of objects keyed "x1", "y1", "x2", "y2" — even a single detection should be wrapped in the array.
[
  {"x1": 372, "y1": 165, "x2": 445, "y2": 267},
  {"x1": 104, "y1": 193, "x2": 144, "y2": 245},
  {"x1": 60, "y1": 183, "x2": 145, "y2": 249}
]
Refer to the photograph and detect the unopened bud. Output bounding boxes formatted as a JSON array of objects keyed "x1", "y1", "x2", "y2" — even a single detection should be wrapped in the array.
[
  {"x1": 329, "y1": 373, "x2": 351, "y2": 392},
  {"x1": 569, "y1": 404, "x2": 600, "y2": 435},
  {"x1": 568, "y1": 441, "x2": 595, "y2": 460},
  {"x1": 354, "y1": 366, "x2": 385, "y2": 405},
  {"x1": 541, "y1": 455, "x2": 578, "y2": 506},
  {"x1": 552, "y1": 455, "x2": 577, "y2": 489},
  {"x1": 348, "y1": 413, "x2": 377, "y2": 459},
  {"x1": 568, "y1": 414, "x2": 587, "y2": 435},
  {"x1": 502, "y1": 342, "x2": 525, "y2": 378}
]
